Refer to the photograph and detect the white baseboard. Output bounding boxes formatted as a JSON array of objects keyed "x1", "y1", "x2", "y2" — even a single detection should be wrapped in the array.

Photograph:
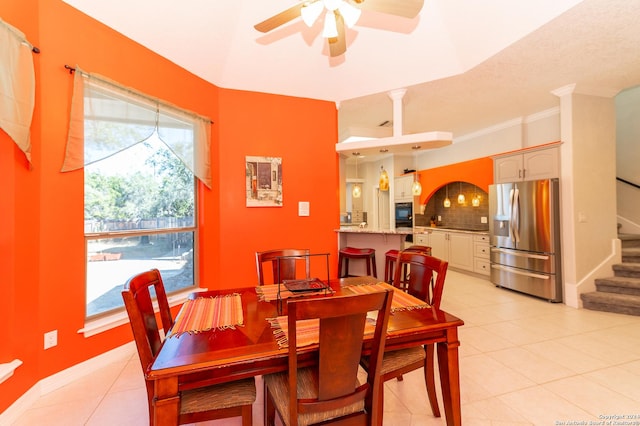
[{"x1": 0, "y1": 341, "x2": 136, "y2": 424}]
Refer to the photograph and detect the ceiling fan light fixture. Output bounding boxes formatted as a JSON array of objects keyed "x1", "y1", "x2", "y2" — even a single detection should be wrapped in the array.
[
  {"x1": 301, "y1": 1, "x2": 324, "y2": 27},
  {"x1": 323, "y1": 0, "x2": 341, "y2": 11},
  {"x1": 338, "y1": 1, "x2": 361, "y2": 28},
  {"x1": 322, "y1": 10, "x2": 338, "y2": 38}
]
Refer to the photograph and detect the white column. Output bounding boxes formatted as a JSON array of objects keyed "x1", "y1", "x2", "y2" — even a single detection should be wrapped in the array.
[{"x1": 388, "y1": 89, "x2": 407, "y2": 138}]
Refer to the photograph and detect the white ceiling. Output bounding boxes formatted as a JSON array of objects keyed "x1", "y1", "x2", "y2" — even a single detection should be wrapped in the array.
[{"x1": 61, "y1": 0, "x2": 640, "y2": 154}]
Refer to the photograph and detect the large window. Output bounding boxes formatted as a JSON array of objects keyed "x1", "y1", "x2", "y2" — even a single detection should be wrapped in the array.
[
  {"x1": 85, "y1": 138, "x2": 196, "y2": 317},
  {"x1": 75, "y1": 74, "x2": 204, "y2": 319}
]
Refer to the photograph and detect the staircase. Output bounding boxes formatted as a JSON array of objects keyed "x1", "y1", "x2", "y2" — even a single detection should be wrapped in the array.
[{"x1": 581, "y1": 234, "x2": 640, "y2": 316}]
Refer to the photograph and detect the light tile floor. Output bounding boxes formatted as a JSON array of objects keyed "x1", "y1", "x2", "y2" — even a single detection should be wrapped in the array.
[{"x1": 12, "y1": 271, "x2": 640, "y2": 425}]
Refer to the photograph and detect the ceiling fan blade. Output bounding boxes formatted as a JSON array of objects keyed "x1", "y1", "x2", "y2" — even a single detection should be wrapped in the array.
[
  {"x1": 254, "y1": 3, "x2": 305, "y2": 33},
  {"x1": 329, "y1": 12, "x2": 347, "y2": 57},
  {"x1": 354, "y1": 0, "x2": 424, "y2": 18}
]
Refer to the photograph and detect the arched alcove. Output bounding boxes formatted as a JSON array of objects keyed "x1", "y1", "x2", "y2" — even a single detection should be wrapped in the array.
[{"x1": 415, "y1": 181, "x2": 489, "y2": 230}]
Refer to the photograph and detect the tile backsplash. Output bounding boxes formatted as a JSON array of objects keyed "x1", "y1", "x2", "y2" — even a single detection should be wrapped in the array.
[{"x1": 416, "y1": 182, "x2": 489, "y2": 231}]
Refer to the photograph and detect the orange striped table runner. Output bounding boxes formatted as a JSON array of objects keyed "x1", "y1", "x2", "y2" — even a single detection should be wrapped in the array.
[
  {"x1": 268, "y1": 317, "x2": 376, "y2": 349},
  {"x1": 343, "y1": 282, "x2": 430, "y2": 312},
  {"x1": 266, "y1": 282, "x2": 429, "y2": 348},
  {"x1": 167, "y1": 294, "x2": 243, "y2": 338}
]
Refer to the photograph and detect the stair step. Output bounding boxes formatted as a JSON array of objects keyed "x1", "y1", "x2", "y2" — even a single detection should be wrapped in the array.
[
  {"x1": 613, "y1": 262, "x2": 640, "y2": 278},
  {"x1": 583, "y1": 237, "x2": 640, "y2": 316},
  {"x1": 581, "y1": 292, "x2": 640, "y2": 316},
  {"x1": 622, "y1": 247, "x2": 640, "y2": 263},
  {"x1": 594, "y1": 276, "x2": 640, "y2": 296},
  {"x1": 619, "y1": 234, "x2": 640, "y2": 249}
]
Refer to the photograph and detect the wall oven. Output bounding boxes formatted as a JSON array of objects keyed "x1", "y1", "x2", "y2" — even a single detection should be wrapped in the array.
[{"x1": 395, "y1": 202, "x2": 413, "y2": 228}]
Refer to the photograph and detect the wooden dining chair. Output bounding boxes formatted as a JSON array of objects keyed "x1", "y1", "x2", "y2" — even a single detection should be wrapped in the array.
[
  {"x1": 256, "y1": 248, "x2": 310, "y2": 285},
  {"x1": 361, "y1": 251, "x2": 448, "y2": 418},
  {"x1": 385, "y1": 245, "x2": 432, "y2": 289},
  {"x1": 121, "y1": 269, "x2": 256, "y2": 426},
  {"x1": 263, "y1": 289, "x2": 394, "y2": 426}
]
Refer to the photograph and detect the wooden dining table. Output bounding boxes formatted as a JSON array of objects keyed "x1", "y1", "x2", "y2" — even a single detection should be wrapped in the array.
[{"x1": 147, "y1": 277, "x2": 464, "y2": 425}]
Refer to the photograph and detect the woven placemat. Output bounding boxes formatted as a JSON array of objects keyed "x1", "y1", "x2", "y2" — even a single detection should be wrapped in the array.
[{"x1": 168, "y1": 294, "x2": 243, "y2": 337}]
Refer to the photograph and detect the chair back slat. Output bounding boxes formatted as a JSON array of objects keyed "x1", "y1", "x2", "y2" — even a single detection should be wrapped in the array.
[{"x1": 318, "y1": 314, "x2": 367, "y2": 400}]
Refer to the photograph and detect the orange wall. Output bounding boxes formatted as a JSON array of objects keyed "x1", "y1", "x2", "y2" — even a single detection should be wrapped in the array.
[
  {"x1": 1, "y1": 0, "x2": 43, "y2": 411},
  {"x1": 417, "y1": 157, "x2": 494, "y2": 206},
  {"x1": 1, "y1": 0, "x2": 338, "y2": 414},
  {"x1": 215, "y1": 89, "x2": 339, "y2": 286}
]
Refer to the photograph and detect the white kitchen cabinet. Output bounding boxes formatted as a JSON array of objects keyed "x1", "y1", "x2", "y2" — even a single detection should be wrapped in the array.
[
  {"x1": 473, "y1": 234, "x2": 490, "y2": 275},
  {"x1": 414, "y1": 229, "x2": 488, "y2": 276},
  {"x1": 448, "y1": 232, "x2": 474, "y2": 271},
  {"x1": 394, "y1": 175, "x2": 415, "y2": 202},
  {"x1": 494, "y1": 146, "x2": 559, "y2": 183},
  {"x1": 414, "y1": 232, "x2": 429, "y2": 246},
  {"x1": 428, "y1": 231, "x2": 447, "y2": 260},
  {"x1": 423, "y1": 229, "x2": 474, "y2": 272},
  {"x1": 351, "y1": 191, "x2": 364, "y2": 223}
]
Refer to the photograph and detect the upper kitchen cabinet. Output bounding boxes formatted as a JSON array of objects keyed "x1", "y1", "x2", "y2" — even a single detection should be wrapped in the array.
[
  {"x1": 493, "y1": 145, "x2": 559, "y2": 183},
  {"x1": 394, "y1": 174, "x2": 415, "y2": 202}
]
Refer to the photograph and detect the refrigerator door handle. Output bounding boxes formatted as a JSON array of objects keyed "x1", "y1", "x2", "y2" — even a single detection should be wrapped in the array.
[
  {"x1": 512, "y1": 187, "x2": 520, "y2": 243},
  {"x1": 508, "y1": 188, "x2": 515, "y2": 242},
  {"x1": 491, "y1": 247, "x2": 550, "y2": 260},
  {"x1": 491, "y1": 264, "x2": 550, "y2": 280}
]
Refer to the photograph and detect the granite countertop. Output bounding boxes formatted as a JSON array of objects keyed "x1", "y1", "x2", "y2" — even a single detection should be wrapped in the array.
[
  {"x1": 414, "y1": 226, "x2": 489, "y2": 235},
  {"x1": 336, "y1": 227, "x2": 414, "y2": 235}
]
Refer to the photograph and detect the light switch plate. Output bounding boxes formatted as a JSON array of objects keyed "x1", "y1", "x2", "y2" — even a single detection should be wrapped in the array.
[
  {"x1": 44, "y1": 330, "x2": 57, "y2": 350},
  {"x1": 481, "y1": 216, "x2": 488, "y2": 224},
  {"x1": 298, "y1": 201, "x2": 310, "y2": 216}
]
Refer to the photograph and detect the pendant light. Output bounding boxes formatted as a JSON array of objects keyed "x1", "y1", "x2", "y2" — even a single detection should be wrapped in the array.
[
  {"x1": 379, "y1": 165, "x2": 389, "y2": 191},
  {"x1": 412, "y1": 176, "x2": 422, "y2": 196},
  {"x1": 352, "y1": 152, "x2": 361, "y2": 198},
  {"x1": 443, "y1": 184, "x2": 451, "y2": 208},
  {"x1": 457, "y1": 182, "x2": 465, "y2": 204},
  {"x1": 411, "y1": 146, "x2": 422, "y2": 196},
  {"x1": 352, "y1": 183, "x2": 361, "y2": 198},
  {"x1": 472, "y1": 185, "x2": 480, "y2": 207}
]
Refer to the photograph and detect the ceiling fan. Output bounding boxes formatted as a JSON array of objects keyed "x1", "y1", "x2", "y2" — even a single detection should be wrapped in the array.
[{"x1": 254, "y1": 0, "x2": 424, "y2": 57}]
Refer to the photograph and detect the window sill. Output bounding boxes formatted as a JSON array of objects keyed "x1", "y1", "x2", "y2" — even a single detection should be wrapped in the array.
[
  {"x1": 78, "y1": 287, "x2": 207, "y2": 338},
  {"x1": 0, "y1": 359, "x2": 23, "y2": 384}
]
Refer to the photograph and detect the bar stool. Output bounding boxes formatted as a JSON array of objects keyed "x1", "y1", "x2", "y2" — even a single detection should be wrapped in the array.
[
  {"x1": 338, "y1": 247, "x2": 377, "y2": 278},
  {"x1": 384, "y1": 250, "x2": 400, "y2": 284}
]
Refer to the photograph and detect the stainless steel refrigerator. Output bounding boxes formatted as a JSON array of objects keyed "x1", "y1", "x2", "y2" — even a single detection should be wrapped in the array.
[{"x1": 489, "y1": 178, "x2": 562, "y2": 302}]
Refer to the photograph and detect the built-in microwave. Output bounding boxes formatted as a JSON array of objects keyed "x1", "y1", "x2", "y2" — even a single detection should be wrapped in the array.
[{"x1": 395, "y1": 202, "x2": 413, "y2": 228}]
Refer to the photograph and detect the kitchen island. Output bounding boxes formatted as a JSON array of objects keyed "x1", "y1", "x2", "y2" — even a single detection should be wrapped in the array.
[{"x1": 336, "y1": 227, "x2": 413, "y2": 278}]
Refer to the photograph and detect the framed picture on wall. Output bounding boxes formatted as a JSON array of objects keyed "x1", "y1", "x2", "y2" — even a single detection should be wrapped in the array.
[{"x1": 245, "y1": 156, "x2": 282, "y2": 207}]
